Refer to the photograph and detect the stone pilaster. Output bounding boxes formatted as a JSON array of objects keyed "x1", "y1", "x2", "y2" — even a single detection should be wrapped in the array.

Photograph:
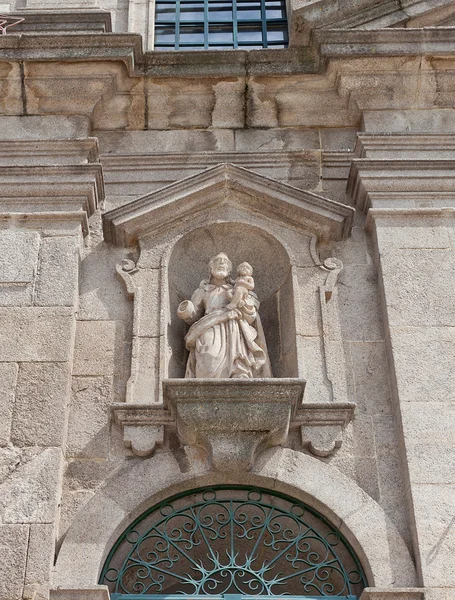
[
  {"x1": 0, "y1": 116, "x2": 103, "y2": 600},
  {"x1": 348, "y1": 115, "x2": 455, "y2": 600}
]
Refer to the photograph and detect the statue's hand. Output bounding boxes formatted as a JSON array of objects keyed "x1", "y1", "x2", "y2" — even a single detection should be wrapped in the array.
[{"x1": 227, "y1": 308, "x2": 242, "y2": 320}]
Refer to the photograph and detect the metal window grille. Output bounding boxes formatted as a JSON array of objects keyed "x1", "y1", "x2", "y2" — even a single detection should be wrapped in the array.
[
  {"x1": 154, "y1": 0, "x2": 288, "y2": 50},
  {"x1": 100, "y1": 486, "x2": 367, "y2": 598}
]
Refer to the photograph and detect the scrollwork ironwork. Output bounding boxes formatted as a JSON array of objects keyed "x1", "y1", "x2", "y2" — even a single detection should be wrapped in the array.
[{"x1": 100, "y1": 486, "x2": 366, "y2": 598}]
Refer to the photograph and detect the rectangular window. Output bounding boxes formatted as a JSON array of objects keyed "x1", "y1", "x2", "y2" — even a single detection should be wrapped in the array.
[{"x1": 154, "y1": 0, "x2": 288, "y2": 50}]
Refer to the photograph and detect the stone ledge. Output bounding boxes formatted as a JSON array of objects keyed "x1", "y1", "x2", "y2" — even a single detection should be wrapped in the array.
[
  {"x1": 7, "y1": 11, "x2": 112, "y2": 34},
  {"x1": 360, "y1": 588, "x2": 426, "y2": 600},
  {"x1": 112, "y1": 380, "x2": 356, "y2": 465},
  {"x1": 50, "y1": 587, "x2": 110, "y2": 600},
  {"x1": 0, "y1": 164, "x2": 104, "y2": 235}
]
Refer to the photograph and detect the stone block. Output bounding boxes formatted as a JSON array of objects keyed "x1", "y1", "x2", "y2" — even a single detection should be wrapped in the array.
[
  {"x1": 34, "y1": 237, "x2": 80, "y2": 307},
  {"x1": 0, "y1": 230, "x2": 40, "y2": 284},
  {"x1": 23, "y1": 523, "x2": 55, "y2": 600},
  {"x1": 0, "y1": 447, "x2": 62, "y2": 523},
  {"x1": 54, "y1": 493, "x2": 126, "y2": 588},
  {"x1": 66, "y1": 376, "x2": 112, "y2": 459},
  {"x1": 0, "y1": 363, "x2": 18, "y2": 446},
  {"x1": 234, "y1": 128, "x2": 320, "y2": 151},
  {"x1": 424, "y1": 589, "x2": 455, "y2": 600},
  {"x1": 355, "y1": 456, "x2": 380, "y2": 501},
  {"x1": 0, "y1": 115, "x2": 90, "y2": 140},
  {"x1": 337, "y1": 265, "x2": 384, "y2": 342},
  {"x1": 72, "y1": 320, "x2": 120, "y2": 376},
  {"x1": 96, "y1": 129, "x2": 235, "y2": 154},
  {"x1": 406, "y1": 445, "x2": 455, "y2": 485},
  {"x1": 78, "y1": 244, "x2": 133, "y2": 322},
  {"x1": 381, "y1": 249, "x2": 455, "y2": 328},
  {"x1": 295, "y1": 335, "x2": 332, "y2": 403},
  {"x1": 360, "y1": 590, "x2": 424, "y2": 600},
  {"x1": 11, "y1": 362, "x2": 70, "y2": 447},
  {"x1": 0, "y1": 61, "x2": 23, "y2": 116},
  {"x1": 0, "y1": 524, "x2": 29, "y2": 600},
  {"x1": 129, "y1": 336, "x2": 161, "y2": 404},
  {"x1": 353, "y1": 415, "x2": 376, "y2": 458},
  {"x1": 146, "y1": 78, "x2": 244, "y2": 129},
  {"x1": 329, "y1": 226, "x2": 371, "y2": 267},
  {"x1": 350, "y1": 342, "x2": 393, "y2": 415},
  {"x1": 362, "y1": 109, "x2": 455, "y2": 134},
  {"x1": 389, "y1": 327, "x2": 455, "y2": 404},
  {"x1": 0, "y1": 307, "x2": 74, "y2": 362},
  {"x1": 58, "y1": 489, "x2": 95, "y2": 542},
  {"x1": 374, "y1": 216, "x2": 451, "y2": 250},
  {"x1": 412, "y1": 483, "x2": 455, "y2": 587},
  {"x1": 320, "y1": 127, "x2": 358, "y2": 151},
  {"x1": 50, "y1": 588, "x2": 110, "y2": 600}
]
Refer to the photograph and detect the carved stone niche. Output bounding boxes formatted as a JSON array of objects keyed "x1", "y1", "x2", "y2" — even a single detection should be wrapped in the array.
[{"x1": 104, "y1": 163, "x2": 356, "y2": 468}]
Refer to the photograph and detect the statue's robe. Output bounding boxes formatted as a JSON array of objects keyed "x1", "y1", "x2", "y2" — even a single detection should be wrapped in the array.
[{"x1": 183, "y1": 280, "x2": 271, "y2": 379}]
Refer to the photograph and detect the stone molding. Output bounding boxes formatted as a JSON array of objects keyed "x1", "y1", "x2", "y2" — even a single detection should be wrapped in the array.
[
  {"x1": 348, "y1": 133, "x2": 455, "y2": 214},
  {"x1": 0, "y1": 164, "x2": 103, "y2": 235},
  {"x1": 103, "y1": 162, "x2": 354, "y2": 246},
  {"x1": 6, "y1": 10, "x2": 112, "y2": 34},
  {"x1": 1, "y1": 27, "x2": 455, "y2": 79},
  {"x1": 50, "y1": 587, "x2": 110, "y2": 600},
  {"x1": 359, "y1": 589, "x2": 425, "y2": 600},
  {"x1": 54, "y1": 447, "x2": 418, "y2": 590},
  {"x1": 111, "y1": 380, "x2": 356, "y2": 465},
  {"x1": 295, "y1": 401, "x2": 356, "y2": 457}
]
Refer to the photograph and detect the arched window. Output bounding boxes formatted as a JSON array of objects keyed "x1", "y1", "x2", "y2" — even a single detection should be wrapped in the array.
[
  {"x1": 100, "y1": 486, "x2": 367, "y2": 598},
  {"x1": 154, "y1": 0, "x2": 288, "y2": 50}
]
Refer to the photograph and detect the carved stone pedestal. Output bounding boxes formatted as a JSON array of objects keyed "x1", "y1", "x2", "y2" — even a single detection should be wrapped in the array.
[{"x1": 164, "y1": 378, "x2": 305, "y2": 471}]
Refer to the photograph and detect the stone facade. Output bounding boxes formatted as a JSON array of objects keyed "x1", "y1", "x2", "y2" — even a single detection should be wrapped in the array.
[{"x1": 0, "y1": 1, "x2": 454, "y2": 600}]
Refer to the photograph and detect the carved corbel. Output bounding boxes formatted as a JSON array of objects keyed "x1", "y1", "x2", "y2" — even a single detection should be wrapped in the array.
[
  {"x1": 116, "y1": 258, "x2": 138, "y2": 297},
  {"x1": 294, "y1": 402, "x2": 356, "y2": 457},
  {"x1": 111, "y1": 404, "x2": 173, "y2": 457}
]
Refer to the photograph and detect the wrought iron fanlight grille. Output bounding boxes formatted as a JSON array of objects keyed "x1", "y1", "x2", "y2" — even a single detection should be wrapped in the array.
[{"x1": 100, "y1": 486, "x2": 367, "y2": 598}]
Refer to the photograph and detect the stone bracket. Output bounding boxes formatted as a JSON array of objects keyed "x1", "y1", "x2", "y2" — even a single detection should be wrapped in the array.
[
  {"x1": 112, "y1": 379, "x2": 306, "y2": 468},
  {"x1": 111, "y1": 403, "x2": 173, "y2": 457},
  {"x1": 293, "y1": 402, "x2": 356, "y2": 457},
  {"x1": 164, "y1": 378, "x2": 305, "y2": 471}
]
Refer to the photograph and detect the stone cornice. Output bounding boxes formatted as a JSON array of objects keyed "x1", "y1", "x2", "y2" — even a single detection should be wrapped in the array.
[
  {"x1": 0, "y1": 164, "x2": 104, "y2": 234},
  {"x1": 348, "y1": 158, "x2": 455, "y2": 212},
  {"x1": 0, "y1": 27, "x2": 455, "y2": 79},
  {"x1": 0, "y1": 33, "x2": 143, "y2": 74},
  {"x1": 103, "y1": 163, "x2": 354, "y2": 246}
]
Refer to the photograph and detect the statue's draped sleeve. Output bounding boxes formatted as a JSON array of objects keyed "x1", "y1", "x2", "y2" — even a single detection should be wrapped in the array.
[{"x1": 177, "y1": 282, "x2": 206, "y2": 324}]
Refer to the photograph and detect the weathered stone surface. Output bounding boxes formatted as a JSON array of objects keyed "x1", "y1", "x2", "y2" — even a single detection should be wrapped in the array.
[
  {"x1": 97, "y1": 129, "x2": 235, "y2": 154},
  {"x1": 0, "y1": 307, "x2": 74, "y2": 362},
  {"x1": 72, "y1": 320, "x2": 120, "y2": 376},
  {"x1": 338, "y1": 265, "x2": 384, "y2": 342},
  {"x1": 0, "y1": 447, "x2": 62, "y2": 523},
  {"x1": 362, "y1": 109, "x2": 455, "y2": 134},
  {"x1": 412, "y1": 483, "x2": 455, "y2": 587},
  {"x1": 381, "y1": 249, "x2": 455, "y2": 328},
  {"x1": 78, "y1": 244, "x2": 132, "y2": 321},
  {"x1": 11, "y1": 362, "x2": 70, "y2": 447},
  {"x1": 0, "y1": 524, "x2": 29, "y2": 600},
  {"x1": 350, "y1": 342, "x2": 393, "y2": 415},
  {"x1": 34, "y1": 236, "x2": 80, "y2": 307},
  {"x1": 359, "y1": 590, "x2": 424, "y2": 600},
  {"x1": 389, "y1": 327, "x2": 455, "y2": 404},
  {"x1": 50, "y1": 588, "x2": 110, "y2": 600},
  {"x1": 0, "y1": 115, "x2": 90, "y2": 140},
  {"x1": 66, "y1": 376, "x2": 112, "y2": 458},
  {"x1": 0, "y1": 230, "x2": 40, "y2": 284},
  {"x1": 23, "y1": 523, "x2": 55, "y2": 600},
  {"x1": 0, "y1": 363, "x2": 18, "y2": 446}
]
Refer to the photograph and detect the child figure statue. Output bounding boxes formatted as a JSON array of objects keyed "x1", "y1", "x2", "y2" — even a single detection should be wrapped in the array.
[{"x1": 227, "y1": 262, "x2": 255, "y2": 310}]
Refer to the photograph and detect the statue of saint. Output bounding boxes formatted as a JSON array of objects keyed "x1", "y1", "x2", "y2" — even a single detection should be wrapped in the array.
[{"x1": 177, "y1": 253, "x2": 272, "y2": 379}]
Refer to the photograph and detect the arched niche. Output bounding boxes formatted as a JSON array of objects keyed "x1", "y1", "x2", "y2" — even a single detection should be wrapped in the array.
[{"x1": 167, "y1": 222, "x2": 297, "y2": 379}]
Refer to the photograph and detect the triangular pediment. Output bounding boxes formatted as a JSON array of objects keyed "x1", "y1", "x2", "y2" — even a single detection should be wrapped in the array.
[{"x1": 102, "y1": 163, "x2": 354, "y2": 247}]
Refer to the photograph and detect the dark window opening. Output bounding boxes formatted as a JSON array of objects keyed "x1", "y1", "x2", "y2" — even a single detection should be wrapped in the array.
[{"x1": 154, "y1": 0, "x2": 288, "y2": 50}]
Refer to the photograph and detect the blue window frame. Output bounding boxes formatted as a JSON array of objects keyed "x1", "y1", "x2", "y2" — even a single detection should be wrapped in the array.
[{"x1": 154, "y1": 0, "x2": 288, "y2": 50}]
